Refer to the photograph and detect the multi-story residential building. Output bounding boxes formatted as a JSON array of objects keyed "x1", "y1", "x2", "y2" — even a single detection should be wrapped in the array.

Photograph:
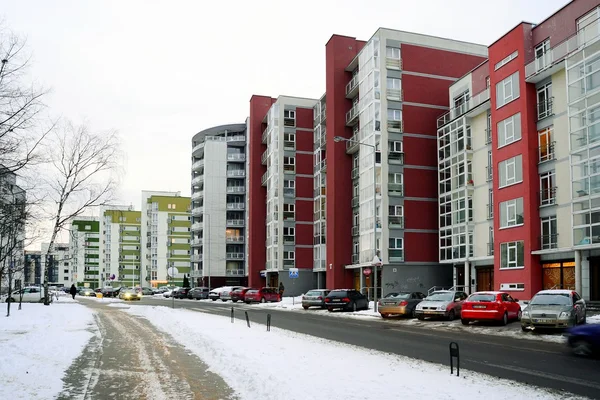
[
  {"x1": 313, "y1": 94, "x2": 328, "y2": 287},
  {"x1": 69, "y1": 217, "x2": 100, "y2": 288},
  {"x1": 141, "y1": 191, "x2": 191, "y2": 287},
  {"x1": 436, "y1": 0, "x2": 600, "y2": 301},
  {"x1": 191, "y1": 124, "x2": 248, "y2": 288},
  {"x1": 24, "y1": 250, "x2": 41, "y2": 285},
  {"x1": 41, "y1": 242, "x2": 70, "y2": 286},
  {"x1": 100, "y1": 206, "x2": 142, "y2": 288},
  {"x1": 248, "y1": 95, "x2": 317, "y2": 294},
  {"x1": 0, "y1": 165, "x2": 26, "y2": 290},
  {"x1": 324, "y1": 32, "x2": 487, "y2": 294}
]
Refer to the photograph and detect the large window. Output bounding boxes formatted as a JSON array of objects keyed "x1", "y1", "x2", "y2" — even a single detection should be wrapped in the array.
[
  {"x1": 498, "y1": 155, "x2": 523, "y2": 187},
  {"x1": 537, "y1": 83, "x2": 552, "y2": 120},
  {"x1": 500, "y1": 241, "x2": 525, "y2": 269},
  {"x1": 386, "y1": 47, "x2": 400, "y2": 59},
  {"x1": 540, "y1": 171, "x2": 556, "y2": 206},
  {"x1": 496, "y1": 72, "x2": 520, "y2": 108},
  {"x1": 541, "y1": 216, "x2": 558, "y2": 249},
  {"x1": 283, "y1": 156, "x2": 295, "y2": 173},
  {"x1": 497, "y1": 113, "x2": 522, "y2": 147},
  {"x1": 499, "y1": 198, "x2": 524, "y2": 228}
]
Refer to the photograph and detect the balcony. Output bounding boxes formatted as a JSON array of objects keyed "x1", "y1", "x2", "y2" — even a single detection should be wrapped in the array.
[
  {"x1": 321, "y1": 108, "x2": 326, "y2": 123},
  {"x1": 346, "y1": 135, "x2": 360, "y2": 154},
  {"x1": 351, "y1": 196, "x2": 359, "y2": 208},
  {"x1": 540, "y1": 187, "x2": 557, "y2": 206},
  {"x1": 437, "y1": 88, "x2": 490, "y2": 128},
  {"x1": 386, "y1": 57, "x2": 402, "y2": 70},
  {"x1": 226, "y1": 186, "x2": 245, "y2": 194},
  {"x1": 283, "y1": 236, "x2": 295, "y2": 245},
  {"x1": 537, "y1": 97, "x2": 554, "y2": 120},
  {"x1": 226, "y1": 269, "x2": 245, "y2": 276},
  {"x1": 262, "y1": 129, "x2": 268, "y2": 144},
  {"x1": 227, "y1": 170, "x2": 245, "y2": 178},
  {"x1": 388, "y1": 183, "x2": 403, "y2": 196},
  {"x1": 487, "y1": 204, "x2": 493, "y2": 220},
  {"x1": 386, "y1": 88, "x2": 402, "y2": 101},
  {"x1": 485, "y1": 129, "x2": 492, "y2": 145},
  {"x1": 283, "y1": 259, "x2": 295, "y2": 268},
  {"x1": 345, "y1": 75, "x2": 359, "y2": 98},
  {"x1": 351, "y1": 167, "x2": 359, "y2": 180},
  {"x1": 313, "y1": 159, "x2": 326, "y2": 173},
  {"x1": 388, "y1": 249, "x2": 404, "y2": 262},
  {"x1": 228, "y1": 153, "x2": 245, "y2": 162},
  {"x1": 388, "y1": 216, "x2": 404, "y2": 228},
  {"x1": 226, "y1": 252, "x2": 245, "y2": 260},
  {"x1": 192, "y1": 222, "x2": 202, "y2": 231},
  {"x1": 283, "y1": 164, "x2": 295, "y2": 174},
  {"x1": 284, "y1": 140, "x2": 295, "y2": 151},
  {"x1": 486, "y1": 166, "x2": 493, "y2": 182},
  {"x1": 314, "y1": 209, "x2": 326, "y2": 221},
  {"x1": 226, "y1": 236, "x2": 244, "y2": 243},
  {"x1": 191, "y1": 175, "x2": 203, "y2": 187},
  {"x1": 346, "y1": 104, "x2": 359, "y2": 126},
  {"x1": 541, "y1": 234, "x2": 558, "y2": 250},
  {"x1": 539, "y1": 142, "x2": 556, "y2": 163},
  {"x1": 227, "y1": 135, "x2": 245, "y2": 142},
  {"x1": 226, "y1": 203, "x2": 245, "y2": 210},
  {"x1": 487, "y1": 243, "x2": 494, "y2": 256},
  {"x1": 226, "y1": 219, "x2": 245, "y2": 227},
  {"x1": 191, "y1": 191, "x2": 203, "y2": 201},
  {"x1": 313, "y1": 259, "x2": 326, "y2": 271},
  {"x1": 191, "y1": 238, "x2": 203, "y2": 246},
  {"x1": 191, "y1": 207, "x2": 203, "y2": 216},
  {"x1": 352, "y1": 254, "x2": 359, "y2": 264},
  {"x1": 387, "y1": 120, "x2": 403, "y2": 132},
  {"x1": 389, "y1": 151, "x2": 404, "y2": 165},
  {"x1": 191, "y1": 254, "x2": 203, "y2": 262},
  {"x1": 352, "y1": 226, "x2": 359, "y2": 236},
  {"x1": 283, "y1": 188, "x2": 295, "y2": 197},
  {"x1": 284, "y1": 117, "x2": 296, "y2": 128},
  {"x1": 261, "y1": 171, "x2": 269, "y2": 186},
  {"x1": 191, "y1": 160, "x2": 204, "y2": 171}
]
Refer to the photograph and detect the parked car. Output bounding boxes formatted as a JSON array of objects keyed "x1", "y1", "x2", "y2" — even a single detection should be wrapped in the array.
[
  {"x1": 119, "y1": 289, "x2": 142, "y2": 301},
  {"x1": 141, "y1": 287, "x2": 154, "y2": 296},
  {"x1": 175, "y1": 287, "x2": 192, "y2": 299},
  {"x1": 245, "y1": 287, "x2": 281, "y2": 303},
  {"x1": 378, "y1": 291, "x2": 426, "y2": 318},
  {"x1": 94, "y1": 288, "x2": 103, "y2": 293},
  {"x1": 5, "y1": 287, "x2": 50, "y2": 303},
  {"x1": 101, "y1": 287, "x2": 117, "y2": 298},
  {"x1": 79, "y1": 288, "x2": 97, "y2": 297},
  {"x1": 461, "y1": 291, "x2": 521, "y2": 325},
  {"x1": 209, "y1": 286, "x2": 234, "y2": 301},
  {"x1": 231, "y1": 287, "x2": 252, "y2": 302},
  {"x1": 567, "y1": 324, "x2": 600, "y2": 357},
  {"x1": 521, "y1": 289, "x2": 586, "y2": 331},
  {"x1": 188, "y1": 287, "x2": 210, "y2": 300},
  {"x1": 220, "y1": 286, "x2": 244, "y2": 302},
  {"x1": 163, "y1": 287, "x2": 180, "y2": 298},
  {"x1": 415, "y1": 290, "x2": 468, "y2": 321},
  {"x1": 324, "y1": 289, "x2": 369, "y2": 312},
  {"x1": 302, "y1": 289, "x2": 331, "y2": 310}
]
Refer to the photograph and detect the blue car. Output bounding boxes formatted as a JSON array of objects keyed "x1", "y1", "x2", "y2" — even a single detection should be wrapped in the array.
[{"x1": 567, "y1": 323, "x2": 600, "y2": 357}]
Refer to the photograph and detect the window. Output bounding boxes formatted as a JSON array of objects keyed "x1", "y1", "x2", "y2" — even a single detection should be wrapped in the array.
[
  {"x1": 494, "y1": 51, "x2": 518, "y2": 71},
  {"x1": 537, "y1": 83, "x2": 552, "y2": 120},
  {"x1": 389, "y1": 238, "x2": 403, "y2": 249},
  {"x1": 283, "y1": 156, "x2": 295, "y2": 173},
  {"x1": 85, "y1": 225, "x2": 91, "y2": 230},
  {"x1": 500, "y1": 241, "x2": 525, "y2": 269},
  {"x1": 284, "y1": 110, "x2": 295, "y2": 119},
  {"x1": 389, "y1": 173, "x2": 403, "y2": 184},
  {"x1": 497, "y1": 113, "x2": 522, "y2": 147},
  {"x1": 498, "y1": 155, "x2": 523, "y2": 187},
  {"x1": 500, "y1": 198, "x2": 524, "y2": 228},
  {"x1": 284, "y1": 133, "x2": 295, "y2": 149},
  {"x1": 283, "y1": 227, "x2": 295, "y2": 236},
  {"x1": 540, "y1": 171, "x2": 556, "y2": 206},
  {"x1": 390, "y1": 141, "x2": 403, "y2": 153},
  {"x1": 535, "y1": 40, "x2": 550, "y2": 71},
  {"x1": 284, "y1": 180, "x2": 295, "y2": 189},
  {"x1": 283, "y1": 251, "x2": 295, "y2": 260},
  {"x1": 496, "y1": 72, "x2": 520, "y2": 108},
  {"x1": 387, "y1": 78, "x2": 401, "y2": 89},
  {"x1": 388, "y1": 109, "x2": 401, "y2": 121},
  {"x1": 541, "y1": 216, "x2": 558, "y2": 249},
  {"x1": 386, "y1": 47, "x2": 400, "y2": 59},
  {"x1": 283, "y1": 203, "x2": 295, "y2": 220}
]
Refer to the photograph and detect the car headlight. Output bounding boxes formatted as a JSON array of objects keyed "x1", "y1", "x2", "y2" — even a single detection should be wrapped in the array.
[
  {"x1": 137, "y1": 293, "x2": 142, "y2": 297},
  {"x1": 438, "y1": 305, "x2": 445, "y2": 310},
  {"x1": 522, "y1": 310, "x2": 529, "y2": 317},
  {"x1": 559, "y1": 311, "x2": 571, "y2": 319}
]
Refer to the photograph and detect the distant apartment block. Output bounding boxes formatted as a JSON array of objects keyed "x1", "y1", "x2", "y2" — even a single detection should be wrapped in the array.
[
  {"x1": 41, "y1": 242, "x2": 70, "y2": 286},
  {"x1": 0, "y1": 165, "x2": 26, "y2": 290},
  {"x1": 69, "y1": 217, "x2": 100, "y2": 288}
]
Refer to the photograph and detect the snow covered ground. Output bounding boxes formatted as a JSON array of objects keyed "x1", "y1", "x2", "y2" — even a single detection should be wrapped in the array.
[
  {"x1": 0, "y1": 299, "x2": 96, "y2": 400},
  {"x1": 126, "y1": 305, "x2": 583, "y2": 400}
]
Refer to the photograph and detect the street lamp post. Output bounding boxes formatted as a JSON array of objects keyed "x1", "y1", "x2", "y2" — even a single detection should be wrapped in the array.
[{"x1": 333, "y1": 136, "x2": 380, "y2": 312}]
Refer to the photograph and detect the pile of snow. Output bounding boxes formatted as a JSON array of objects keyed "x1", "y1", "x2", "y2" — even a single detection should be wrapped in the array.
[
  {"x1": 0, "y1": 303, "x2": 96, "y2": 399},
  {"x1": 587, "y1": 314, "x2": 600, "y2": 324},
  {"x1": 125, "y1": 305, "x2": 578, "y2": 400}
]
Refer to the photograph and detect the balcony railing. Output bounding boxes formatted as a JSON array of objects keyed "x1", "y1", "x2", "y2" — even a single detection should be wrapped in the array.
[
  {"x1": 385, "y1": 57, "x2": 402, "y2": 70},
  {"x1": 388, "y1": 216, "x2": 404, "y2": 228},
  {"x1": 352, "y1": 254, "x2": 359, "y2": 264},
  {"x1": 351, "y1": 196, "x2": 359, "y2": 208},
  {"x1": 227, "y1": 135, "x2": 245, "y2": 142},
  {"x1": 262, "y1": 129, "x2": 268, "y2": 144},
  {"x1": 192, "y1": 222, "x2": 202, "y2": 231},
  {"x1": 191, "y1": 160, "x2": 204, "y2": 170},
  {"x1": 388, "y1": 183, "x2": 403, "y2": 196},
  {"x1": 541, "y1": 234, "x2": 558, "y2": 250},
  {"x1": 284, "y1": 118, "x2": 296, "y2": 128},
  {"x1": 191, "y1": 238, "x2": 203, "y2": 246},
  {"x1": 191, "y1": 254, "x2": 203, "y2": 262},
  {"x1": 283, "y1": 260, "x2": 295, "y2": 268},
  {"x1": 191, "y1": 207, "x2": 203, "y2": 216},
  {"x1": 539, "y1": 142, "x2": 556, "y2": 163},
  {"x1": 437, "y1": 88, "x2": 490, "y2": 128},
  {"x1": 226, "y1": 236, "x2": 244, "y2": 243},
  {"x1": 389, "y1": 249, "x2": 404, "y2": 262},
  {"x1": 386, "y1": 88, "x2": 402, "y2": 100},
  {"x1": 346, "y1": 104, "x2": 359, "y2": 125},
  {"x1": 226, "y1": 186, "x2": 245, "y2": 193},
  {"x1": 351, "y1": 167, "x2": 359, "y2": 180},
  {"x1": 313, "y1": 259, "x2": 326, "y2": 271},
  {"x1": 226, "y1": 269, "x2": 245, "y2": 276},
  {"x1": 486, "y1": 166, "x2": 493, "y2": 182},
  {"x1": 321, "y1": 108, "x2": 326, "y2": 123},
  {"x1": 227, "y1": 153, "x2": 245, "y2": 162},
  {"x1": 227, "y1": 170, "x2": 245, "y2": 178},
  {"x1": 537, "y1": 97, "x2": 554, "y2": 120},
  {"x1": 387, "y1": 120, "x2": 403, "y2": 132},
  {"x1": 345, "y1": 75, "x2": 359, "y2": 97},
  {"x1": 487, "y1": 243, "x2": 494, "y2": 256},
  {"x1": 283, "y1": 236, "x2": 295, "y2": 245},
  {"x1": 540, "y1": 187, "x2": 557, "y2": 206},
  {"x1": 284, "y1": 140, "x2": 296, "y2": 151},
  {"x1": 226, "y1": 203, "x2": 245, "y2": 210},
  {"x1": 226, "y1": 252, "x2": 245, "y2": 260},
  {"x1": 226, "y1": 219, "x2": 244, "y2": 227},
  {"x1": 346, "y1": 135, "x2": 360, "y2": 153},
  {"x1": 485, "y1": 128, "x2": 492, "y2": 145},
  {"x1": 283, "y1": 188, "x2": 295, "y2": 197},
  {"x1": 191, "y1": 175, "x2": 204, "y2": 186},
  {"x1": 389, "y1": 151, "x2": 404, "y2": 164},
  {"x1": 191, "y1": 191, "x2": 203, "y2": 201},
  {"x1": 352, "y1": 226, "x2": 359, "y2": 236},
  {"x1": 261, "y1": 171, "x2": 269, "y2": 186},
  {"x1": 261, "y1": 150, "x2": 268, "y2": 165},
  {"x1": 314, "y1": 159, "x2": 326, "y2": 173},
  {"x1": 487, "y1": 204, "x2": 493, "y2": 220},
  {"x1": 283, "y1": 164, "x2": 295, "y2": 173}
]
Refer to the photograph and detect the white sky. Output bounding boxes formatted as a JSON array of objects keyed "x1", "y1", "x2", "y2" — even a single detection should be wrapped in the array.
[{"x1": 2, "y1": 0, "x2": 569, "y2": 213}]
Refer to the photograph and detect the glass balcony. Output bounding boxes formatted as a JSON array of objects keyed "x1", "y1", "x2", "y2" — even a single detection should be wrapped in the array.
[
  {"x1": 226, "y1": 203, "x2": 245, "y2": 210},
  {"x1": 227, "y1": 170, "x2": 245, "y2": 178},
  {"x1": 385, "y1": 57, "x2": 402, "y2": 70},
  {"x1": 389, "y1": 151, "x2": 404, "y2": 164},
  {"x1": 261, "y1": 171, "x2": 269, "y2": 186},
  {"x1": 388, "y1": 216, "x2": 404, "y2": 228},
  {"x1": 191, "y1": 254, "x2": 203, "y2": 262},
  {"x1": 191, "y1": 160, "x2": 204, "y2": 171},
  {"x1": 226, "y1": 186, "x2": 245, "y2": 193},
  {"x1": 437, "y1": 88, "x2": 490, "y2": 128},
  {"x1": 226, "y1": 236, "x2": 244, "y2": 243},
  {"x1": 351, "y1": 196, "x2": 359, "y2": 208},
  {"x1": 283, "y1": 260, "x2": 295, "y2": 268},
  {"x1": 226, "y1": 269, "x2": 245, "y2": 276},
  {"x1": 262, "y1": 129, "x2": 268, "y2": 144},
  {"x1": 226, "y1": 219, "x2": 245, "y2": 227},
  {"x1": 386, "y1": 88, "x2": 402, "y2": 101},
  {"x1": 352, "y1": 226, "x2": 359, "y2": 236},
  {"x1": 226, "y1": 252, "x2": 245, "y2": 260},
  {"x1": 541, "y1": 234, "x2": 558, "y2": 250},
  {"x1": 227, "y1": 153, "x2": 245, "y2": 162},
  {"x1": 387, "y1": 120, "x2": 403, "y2": 132},
  {"x1": 345, "y1": 75, "x2": 359, "y2": 98},
  {"x1": 352, "y1": 254, "x2": 359, "y2": 264},
  {"x1": 388, "y1": 183, "x2": 403, "y2": 196},
  {"x1": 191, "y1": 207, "x2": 203, "y2": 216},
  {"x1": 346, "y1": 104, "x2": 359, "y2": 126},
  {"x1": 283, "y1": 236, "x2": 295, "y2": 245}
]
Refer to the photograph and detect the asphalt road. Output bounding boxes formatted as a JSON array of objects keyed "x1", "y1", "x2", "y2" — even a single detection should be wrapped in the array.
[{"x1": 136, "y1": 297, "x2": 600, "y2": 399}]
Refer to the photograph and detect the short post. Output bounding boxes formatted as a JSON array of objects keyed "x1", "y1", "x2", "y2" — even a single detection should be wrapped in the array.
[
  {"x1": 266, "y1": 313, "x2": 271, "y2": 332},
  {"x1": 449, "y1": 342, "x2": 460, "y2": 377},
  {"x1": 231, "y1": 307, "x2": 234, "y2": 323},
  {"x1": 245, "y1": 311, "x2": 250, "y2": 328}
]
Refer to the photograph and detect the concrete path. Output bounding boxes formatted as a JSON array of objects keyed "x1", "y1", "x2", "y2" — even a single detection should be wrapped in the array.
[{"x1": 59, "y1": 300, "x2": 237, "y2": 400}]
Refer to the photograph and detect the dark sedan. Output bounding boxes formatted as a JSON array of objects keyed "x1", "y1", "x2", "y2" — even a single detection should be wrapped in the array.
[
  {"x1": 302, "y1": 289, "x2": 330, "y2": 309},
  {"x1": 324, "y1": 289, "x2": 369, "y2": 312},
  {"x1": 567, "y1": 323, "x2": 600, "y2": 357},
  {"x1": 378, "y1": 291, "x2": 426, "y2": 318},
  {"x1": 175, "y1": 287, "x2": 192, "y2": 299},
  {"x1": 187, "y1": 287, "x2": 209, "y2": 300}
]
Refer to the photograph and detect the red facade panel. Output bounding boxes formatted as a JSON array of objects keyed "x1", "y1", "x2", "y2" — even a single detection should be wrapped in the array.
[
  {"x1": 295, "y1": 247, "x2": 313, "y2": 270},
  {"x1": 296, "y1": 106, "x2": 314, "y2": 129},
  {"x1": 402, "y1": 74, "x2": 456, "y2": 107},
  {"x1": 296, "y1": 131, "x2": 313, "y2": 154},
  {"x1": 401, "y1": 44, "x2": 487, "y2": 78},
  {"x1": 296, "y1": 176, "x2": 313, "y2": 199},
  {"x1": 295, "y1": 223, "x2": 313, "y2": 247},
  {"x1": 471, "y1": 61, "x2": 490, "y2": 95},
  {"x1": 295, "y1": 198, "x2": 313, "y2": 223},
  {"x1": 403, "y1": 136, "x2": 438, "y2": 167},
  {"x1": 404, "y1": 232, "x2": 439, "y2": 263},
  {"x1": 403, "y1": 168, "x2": 438, "y2": 199},
  {"x1": 296, "y1": 153, "x2": 313, "y2": 175},
  {"x1": 404, "y1": 200, "x2": 438, "y2": 231},
  {"x1": 402, "y1": 105, "x2": 447, "y2": 136}
]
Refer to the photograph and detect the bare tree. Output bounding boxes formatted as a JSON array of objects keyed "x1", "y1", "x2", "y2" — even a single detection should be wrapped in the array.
[
  {"x1": 39, "y1": 121, "x2": 122, "y2": 305},
  {"x1": 0, "y1": 25, "x2": 52, "y2": 179}
]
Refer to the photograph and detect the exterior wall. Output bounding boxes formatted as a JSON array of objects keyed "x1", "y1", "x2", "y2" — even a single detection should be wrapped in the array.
[
  {"x1": 205, "y1": 140, "x2": 228, "y2": 278},
  {"x1": 382, "y1": 263, "x2": 453, "y2": 295},
  {"x1": 69, "y1": 218, "x2": 100, "y2": 288},
  {"x1": 41, "y1": 242, "x2": 69, "y2": 286}
]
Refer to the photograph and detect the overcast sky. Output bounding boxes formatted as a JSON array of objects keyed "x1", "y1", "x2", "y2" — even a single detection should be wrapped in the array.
[{"x1": 3, "y1": 0, "x2": 569, "y2": 216}]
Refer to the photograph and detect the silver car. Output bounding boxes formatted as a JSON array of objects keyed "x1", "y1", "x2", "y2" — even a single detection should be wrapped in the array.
[
  {"x1": 521, "y1": 289, "x2": 586, "y2": 331},
  {"x1": 414, "y1": 290, "x2": 468, "y2": 321},
  {"x1": 302, "y1": 289, "x2": 331, "y2": 309}
]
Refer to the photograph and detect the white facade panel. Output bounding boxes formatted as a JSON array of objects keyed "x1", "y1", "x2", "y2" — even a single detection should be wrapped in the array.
[{"x1": 204, "y1": 140, "x2": 228, "y2": 277}]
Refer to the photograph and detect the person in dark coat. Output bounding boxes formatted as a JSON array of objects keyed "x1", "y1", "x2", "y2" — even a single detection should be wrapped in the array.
[
  {"x1": 69, "y1": 284, "x2": 77, "y2": 300},
  {"x1": 278, "y1": 282, "x2": 285, "y2": 298}
]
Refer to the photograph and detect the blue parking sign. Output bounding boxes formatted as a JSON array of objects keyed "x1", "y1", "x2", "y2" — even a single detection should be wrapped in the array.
[{"x1": 289, "y1": 268, "x2": 299, "y2": 279}]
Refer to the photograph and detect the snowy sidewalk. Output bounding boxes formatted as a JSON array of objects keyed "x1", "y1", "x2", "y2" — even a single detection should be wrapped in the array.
[{"x1": 59, "y1": 300, "x2": 237, "y2": 400}]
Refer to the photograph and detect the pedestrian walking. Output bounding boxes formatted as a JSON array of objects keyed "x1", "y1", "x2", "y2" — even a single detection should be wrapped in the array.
[
  {"x1": 278, "y1": 282, "x2": 285, "y2": 298},
  {"x1": 69, "y1": 284, "x2": 77, "y2": 300}
]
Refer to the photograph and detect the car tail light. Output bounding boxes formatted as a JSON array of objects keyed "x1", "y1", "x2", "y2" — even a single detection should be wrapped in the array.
[
  {"x1": 399, "y1": 301, "x2": 408, "y2": 306},
  {"x1": 325, "y1": 298, "x2": 330, "y2": 303},
  {"x1": 342, "y1": 297, "x2": 350, "y2": 302},
  {"x1": 317, "y1": 296, "x2": 322, "y2": 300},
  {"x1": 229, "y1": 292, "x2": 233, "y2": 296}
]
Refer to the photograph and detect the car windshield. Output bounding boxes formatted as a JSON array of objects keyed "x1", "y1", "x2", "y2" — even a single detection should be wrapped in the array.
[
  {"x1": 531, "y1": 293, "x2": 571, "y2": 306},
  {"x1": 383, "y1": 292, "x2": 411, "y2": 299},
  {"x1": 426, "y1": 292, "x2": 453, "y2": 301},
  {"x1": 468, "y1": 293, "x2": 496, "y2": 302},
  {"x1": 305, "y1": 291, "x2": 324, "y2": 296}
]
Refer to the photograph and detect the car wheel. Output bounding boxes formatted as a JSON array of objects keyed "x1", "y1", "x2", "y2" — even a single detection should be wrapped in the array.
[
  {"x1": 447, "y1": 310, "x2": 455, "y2": 321},
  {"x1": 517, "y1": 310, "x2": 522, "y2": 321},
  {"x1": 352, "y1": 302, "x2": 357, "y2": 312},
  {"x1": 521, "y1": 325, "x2": 528, "y2": 332},
  {"x1": 461, "y1": 319, "x2": 469, "y2": 325},
  {"x1": 232, "y1": 300, "x2": 238, "y2": 303},
  {"x1": 327, "y1": 307, "x2": 333, "y2": 312},
  {"x1": 221, "y1": 299, "x2": 227, "y2": 302},
  {"x1": 501, "y1": 312, "x2": 508, "y2": 326},
  {"x1": 572, "y1": 340, "x2": 593, "y2": 357},
  {"x1": 381, "y1": 314, "x2": 388, "y2": 319},
  {"x1": 303, "y1": 306, "x2": 309, "y2": 310},
  {"x1": 245, "y1": 301, "x2": 251, "y2": 304},
  {"x1": 260, "y1": 297, "x2": 266, "y2": 303},
  {"x1": 417, "y1": 314, "x2": 425, "y2": 321},
  {"x1": 411, "y1": 308, "x2": 416, "y2": 318},
  {"x1": 211, "y1": 299, "x2": 217, "y2": 301}
]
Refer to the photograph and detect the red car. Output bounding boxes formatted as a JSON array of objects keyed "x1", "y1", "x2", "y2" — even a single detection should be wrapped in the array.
[
  {"x1": 244, "y1": 287, "x2": 280, "y2": 303},
  {"x1": 231, "y1": 287, "x2": 252, "y2": 302},
  {"x1": 461, "y1": 291, "x2": 522, "y2": 326}
]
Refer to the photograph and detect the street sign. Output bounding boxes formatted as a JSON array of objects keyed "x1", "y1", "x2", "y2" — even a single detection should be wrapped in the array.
[
  {"x1": 167, "y1": 267, "x2": 179, "y2": 277},
  {"x1": 363, "y1": 268, "x2": 372, "y2": 276},
  {"x1": 289, "y1": 268, "x2": 299, "y2": 279}
]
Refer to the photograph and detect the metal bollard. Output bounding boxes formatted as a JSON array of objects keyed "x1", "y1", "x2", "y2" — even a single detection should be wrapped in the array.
[
  {"x1": 267, "y1": 314, "x2": 271, "y2": 331},
  {"x1": 449, "y1": 342, "x2": 460, "y2": 377},
  {"x1": 245, "y1": 311, "x2": 250, "y2": 328},
  {"x1": 231, "y1": 307, "x2": 234, "y2": 323}
]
